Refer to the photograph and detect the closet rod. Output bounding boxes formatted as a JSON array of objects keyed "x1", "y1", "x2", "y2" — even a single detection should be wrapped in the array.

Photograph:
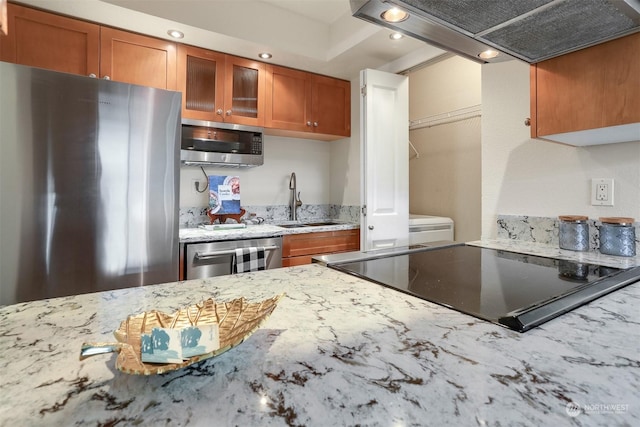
[{"x1": 409, "y1": 104, "x2": 481, "y2": 130}]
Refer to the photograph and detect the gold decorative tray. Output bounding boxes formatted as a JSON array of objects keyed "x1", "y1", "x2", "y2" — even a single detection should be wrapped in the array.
[{"x1": 80, "y1": 294, "x2": 284, "y2": 375}]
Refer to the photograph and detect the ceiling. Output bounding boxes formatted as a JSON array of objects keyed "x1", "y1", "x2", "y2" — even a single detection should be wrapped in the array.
[{"x1": 18, "y1": 0, "x2": 447, "y2": 80}]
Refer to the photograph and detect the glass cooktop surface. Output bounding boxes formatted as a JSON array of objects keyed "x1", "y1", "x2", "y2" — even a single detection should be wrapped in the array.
[{"x1": 329, "y1": 245, "x2": 640, "y2": 332}]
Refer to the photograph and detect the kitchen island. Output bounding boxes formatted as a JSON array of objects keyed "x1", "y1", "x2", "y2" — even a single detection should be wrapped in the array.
[{"x1": 1, "y1": 262, "x2": 638, "y2": 426}]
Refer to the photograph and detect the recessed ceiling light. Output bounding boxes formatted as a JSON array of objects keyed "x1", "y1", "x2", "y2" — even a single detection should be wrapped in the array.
[
  {"x1": 381, "y1": 7, "x2": 409, "y2": 23},
  {"x1": 259, "y1": 52, "x2": 273, "y2": 59},
  {"x1": 478, "y1": 49, "x2": 500, "y2": 59},
  {"x1": 389, "y1": 32, "x2": 404, "y2": 40},
  {"x1": 167, "y1": 29, "x2": 184, "y2": 39}
]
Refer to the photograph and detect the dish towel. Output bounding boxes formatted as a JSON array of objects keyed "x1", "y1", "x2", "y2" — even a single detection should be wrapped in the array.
[{"x1": 234, "y1": 247, "x2": 266, "y2": 273}]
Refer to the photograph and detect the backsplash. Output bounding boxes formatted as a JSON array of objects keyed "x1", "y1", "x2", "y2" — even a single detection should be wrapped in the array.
[
  {"x1": 180, "y1": 205, "x2": 360, "y2": 227},
  {"x1": 497, "y1": 215, "x2": 639, "y2": 253}
]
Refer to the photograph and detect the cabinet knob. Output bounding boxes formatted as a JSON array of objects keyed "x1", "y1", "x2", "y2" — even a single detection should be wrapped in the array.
[
  {"x1": 88, "y1": 73, "x2": 97, "y2": 78},
  {"x1": 306, "y1": 121, "x2": 312, "y2": 127},
  {"x1": 103, "y1": 75, "x2": 111, "y2": 80},
  {"x1": 524, "y1": 118, "x2": 531, "y2": 126},
  {"x1": 368, "y1": 225, "x2": 374, "y2": 230},
  {"x1": 216, "y1": 109, "x2": 223, "y2": 115},
  {"x1": 226, "y1": 110, "x2": 232, "y2": 116},
  {"x1": 313, "y1": 122, "x2": 318, "y2": 127}
]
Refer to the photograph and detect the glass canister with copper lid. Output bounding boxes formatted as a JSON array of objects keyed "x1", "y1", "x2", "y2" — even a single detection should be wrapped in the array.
[
  {"x1": 558, "y1": 215, "x2": 589, "y2": 252},
  {"x1": 599, "y1": 217, "x2": 636, "y2": 257}
]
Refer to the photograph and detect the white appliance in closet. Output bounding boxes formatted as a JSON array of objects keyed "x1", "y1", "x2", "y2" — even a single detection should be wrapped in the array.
[{"x1": 409, "y1": 214, "x2": 454, "y2": 244}]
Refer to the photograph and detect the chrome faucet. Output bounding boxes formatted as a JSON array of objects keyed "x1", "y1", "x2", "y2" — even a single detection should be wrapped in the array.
[{"x1": 289, "y1": 172, "x2": 302, "y2": 221}]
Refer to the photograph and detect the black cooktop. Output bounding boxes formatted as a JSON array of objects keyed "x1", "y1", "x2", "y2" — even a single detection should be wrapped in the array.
[{"x1": 329, "y1": 244, "x2": 640, "y2": 332}]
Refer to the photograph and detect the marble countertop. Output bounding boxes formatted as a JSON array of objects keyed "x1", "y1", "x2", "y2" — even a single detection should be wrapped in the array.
[
  {"x1": 468, "y1": 239, "x2": 640, "y2": 268},
  {"x1": 1, "y1": 260, "x2": 638, "y2": 425},
  {"x1": 180, "y1": 221, "x2": 359, "y2": 243}
]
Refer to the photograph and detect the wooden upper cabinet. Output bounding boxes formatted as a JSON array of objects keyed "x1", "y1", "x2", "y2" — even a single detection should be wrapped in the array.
[
  {"x1": 530, "y1": 32, "x2": 640, "y2": 138},
  {"x1": 100, "y1": 27, "x2": 176, "y2": 90},
  {"x1": 223, "y1": 56, "x2": 265, "y2": 126},
  {"x1": 311, "y1": 74, "x2": 350, "y2": 137},
  {"x1": 177, "y1": 46, "x2": 265, "y2": 126},
  {"x1": 177, "y1": 44, "x2": 225, "y2": 122},
  {"x1": 265, "y1": 64, "x2": 312, "y2": 132},
  {"x1": 0, "y1": 3, "x2": 99, "y2": 76},
  {"x1": 265, "y1": 64, "x2": 351, "y2": 138}
]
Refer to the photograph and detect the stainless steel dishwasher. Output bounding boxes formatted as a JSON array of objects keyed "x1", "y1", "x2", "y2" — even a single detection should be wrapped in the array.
[{"x1": 184, "y1": 237, "x2": 282, "y2": 279}]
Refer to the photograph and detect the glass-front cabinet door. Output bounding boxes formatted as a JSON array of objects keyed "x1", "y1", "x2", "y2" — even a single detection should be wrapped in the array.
[
  {"x1": 224, "y1": 56, "x2": 265, "y2": 126},
  {"x1": 178, "y1": 46, "x2": 264, "y2": 126},
  {"x1": 177, "y1": 44, "x2": 225, "y2": 122}
]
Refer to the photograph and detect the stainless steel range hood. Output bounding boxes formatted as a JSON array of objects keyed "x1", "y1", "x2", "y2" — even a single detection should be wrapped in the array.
[{"x1": 351, "y1": 0, "x2": 640, "y2": 63}]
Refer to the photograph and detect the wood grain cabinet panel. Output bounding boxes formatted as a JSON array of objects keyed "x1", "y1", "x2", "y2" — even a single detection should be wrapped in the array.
[
  {"x1": 0, "y1": 4, "x2": 177, "y2": 90},
  {"x1": 0, "y1": 3, "x2": 99, "y2": 76},
  {"x1": 530, "y1": 32, "x2": 640, "y2": 138},
  {"x1": 265, "y1": 64, "x2": 351, "y2": 139},
  {"x1": 265, "y1": 65, "x2": 312, "y2": 132},
  {"x1": 282, "y1": 229, "x2": 360, "y2": 267},
  {"x1": 311, "y1": 74, "x2": 350, "y2": 137},
  {"x1": 100, "y1": 27, "x2": 176, "y2": 90},
  {"x1": 223, "y1": 55, "x2": 265, "y2": 126},
  {"x1": 177, "y1": 46, "x2": 265, "y2": 126},
  {"x1": 177, "y1": 44, "x2": 226, "y2": 122}
]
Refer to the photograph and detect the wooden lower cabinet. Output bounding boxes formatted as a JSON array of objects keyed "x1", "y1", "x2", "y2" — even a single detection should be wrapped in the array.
[{"x1": 282, "y1": 229, "x2": 360, "y2": 267}]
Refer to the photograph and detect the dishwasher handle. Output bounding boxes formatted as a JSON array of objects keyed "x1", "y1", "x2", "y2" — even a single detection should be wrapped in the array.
[{"x1": 194, "y1": 245, "x2": 280, "y2": 261}]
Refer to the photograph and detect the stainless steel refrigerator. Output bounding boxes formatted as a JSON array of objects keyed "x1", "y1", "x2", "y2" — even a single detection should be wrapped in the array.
[{"x1": 0, "y1": 62, "x2": 181, "y2": 305}]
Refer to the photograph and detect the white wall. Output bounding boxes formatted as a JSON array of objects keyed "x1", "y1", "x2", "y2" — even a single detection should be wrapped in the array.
[
  {"x1": 180, "y1": 135, "x2": 331, "y2": 208},
  {"x1": 330, "y1": 78, "x2": 361, "y2": 206},
  {"x1": 481, "y1": 60, "x2": 640, "y2": 239}
]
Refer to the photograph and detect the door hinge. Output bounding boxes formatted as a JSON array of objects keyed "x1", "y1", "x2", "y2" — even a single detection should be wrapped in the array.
[
  {"x1": 361, "y1": 205, "x2": 367, "y2": 216},
  {"x1": 360, "y1": 86, "x2": 366, "y2": 97}
]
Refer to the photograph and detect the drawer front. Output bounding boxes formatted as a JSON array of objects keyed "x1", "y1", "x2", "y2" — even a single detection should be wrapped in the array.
[{"x1": 283, "y1": 230, "x2": 360, "y2": 258}]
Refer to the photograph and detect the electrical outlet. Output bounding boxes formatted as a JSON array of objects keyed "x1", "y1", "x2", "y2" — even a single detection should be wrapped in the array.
[{"x1": 591, "y1": 178, "x2": 614, "y2": 206}]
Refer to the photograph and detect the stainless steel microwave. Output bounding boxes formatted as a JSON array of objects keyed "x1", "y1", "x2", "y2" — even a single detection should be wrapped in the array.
[{"x1": 180, "y1": 119, "x2": 264, "y2": 167}]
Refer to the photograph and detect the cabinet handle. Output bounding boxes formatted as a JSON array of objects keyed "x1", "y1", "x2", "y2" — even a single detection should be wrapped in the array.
[
  {"x1": 88, "y1": 73, "x2": 97, "y2": 78},
  {"x1": 103, "y1": 75, "x2": 111, "y2": 80},
  {"x1": 216, "y1": 109, "x2": 223, "y2": 115},
  {"x1": 226, "y1": 110, "x2": 232, "y2": 116},
  {"x1": 368, "y1": 225, "x2": 374, "y2": 230},
  {"x1": 313, "y1": 122, "x2": 318, "y2": 127},
  {"x1": 524, "y1": 118, "x2": 531, "y2": 126},
  {"x1": 306, "y1": 121, "x2": 312, "y2": 127}
]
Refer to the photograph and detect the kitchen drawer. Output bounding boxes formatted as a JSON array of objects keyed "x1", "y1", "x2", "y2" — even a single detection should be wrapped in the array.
[{"x1": 282, "y1": 229, "x2": 360, "y2": 266}]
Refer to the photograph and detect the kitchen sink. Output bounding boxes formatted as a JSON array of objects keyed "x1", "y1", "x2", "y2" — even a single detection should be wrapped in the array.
[{"x1": 278, "y1": 223, "x2": 310, "y2": 228}]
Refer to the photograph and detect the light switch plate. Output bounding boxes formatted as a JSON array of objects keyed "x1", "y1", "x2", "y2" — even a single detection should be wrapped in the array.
[{"x1": 591, "y1": 178, "x2": 614, "y2": 206}]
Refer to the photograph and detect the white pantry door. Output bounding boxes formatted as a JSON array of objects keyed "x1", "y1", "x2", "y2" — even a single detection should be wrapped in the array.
[{"x1": 360, "y1": 69, "x2": 409, "y2": 251}]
